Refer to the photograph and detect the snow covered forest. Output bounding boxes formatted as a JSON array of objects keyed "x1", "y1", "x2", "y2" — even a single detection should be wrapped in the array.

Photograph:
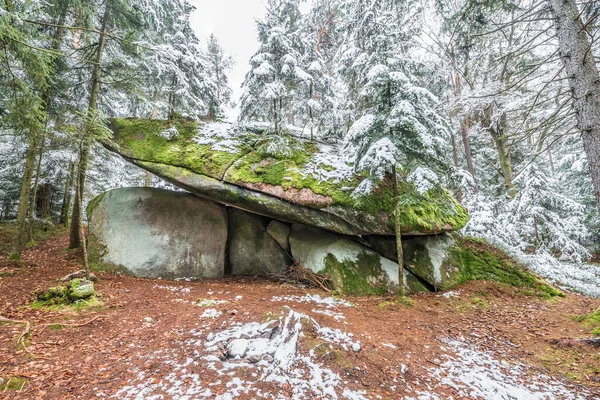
[
  {"x1": 1, "y1": 0, "x2": 600, "y2": 296},
  {"x1": 5, "y1": 1, "x2": 600, "y2": 398}
]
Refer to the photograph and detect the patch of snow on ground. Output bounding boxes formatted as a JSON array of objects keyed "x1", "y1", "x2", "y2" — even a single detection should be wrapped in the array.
[
  {"x1": 409, "y1": 337, "x2": 591, "y2": 400},
  {"x1": 152, "y1": 284, "x2": 191, "y2": 294},
  {"x1": 312, "y1": 308, "x2": 347, "y2": 321},
  {"x1": 201, "y1": 308, "x2": 221, "y2": 319},
  {"x1": 112, "y1": 308, "x2": 367, "y2": 400},
  {"x1": 203, "y1": 309, "x2": 365, "y2": 399},
  {"x1": 271, "y1": 294, "x2": 354, "y2": 308},
  {"x1": 438, "y1": 290, "x2": 461, "y2": 299}
]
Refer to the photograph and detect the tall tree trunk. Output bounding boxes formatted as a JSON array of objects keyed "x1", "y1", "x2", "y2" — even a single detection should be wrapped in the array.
[
  {"x1": 26, "y1": 3, "x2": 68, "y2": 239},
  {"x1": 460, "y1": 118, "x2": 476, "y2": 190},
  {"x1": 484, "y1": 107, "x2": 517, "y2": 198},
  {"x1": 60, "y1": 161, "x2": 75, "y2": 226},
  {"x1": 69, "y1": 3, "x2": 109, "y2": 249},
  {"x1": 493, "y1": 131, "x2": 517, "y2": 198},
  {"x1": 549, "y1": 0, "x2": 600, "y2": 212},
  {"x1": 9, "y1": 137, "x2": 38, "y2": 259},
  {"x1": 36, "y1": 184, "x2": 53, "y2": 220},
  {"x1": 273, "y1": 99, "x2": 279, "y2": 135},
  {"x1": 392, "y1": 165, "x2": 405, "y2": 297},
  {"x1": 26, "y1": 136, "x2": 46, "y2": 240},
  {"x1": 451, "y1": 132, "x2": 463, "y2": 203}
]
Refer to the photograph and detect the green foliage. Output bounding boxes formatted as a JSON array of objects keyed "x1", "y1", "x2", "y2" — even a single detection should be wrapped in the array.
[
  {"x1": 0, "y1": 376, "x2": 29, "y2": 391},
  {"x1": 575, "y1": 308, "x2": 600, "y2": 336}
]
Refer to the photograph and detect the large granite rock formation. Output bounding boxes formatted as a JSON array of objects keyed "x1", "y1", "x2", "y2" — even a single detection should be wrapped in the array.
[
  {"x1": 103, "y1": 119, "x2": 469, "y2": 236},
  {"x1": 87, "y1": 187, "x2": 227, "y2": 279},
  {"x1": 88, "y1": 188, "x2": 560, "y2": 298}
]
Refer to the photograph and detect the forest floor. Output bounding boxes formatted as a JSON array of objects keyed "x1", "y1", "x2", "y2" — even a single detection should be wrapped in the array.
[{"x1": 1, "y1": 226, "x2": 600, "y2": 399}]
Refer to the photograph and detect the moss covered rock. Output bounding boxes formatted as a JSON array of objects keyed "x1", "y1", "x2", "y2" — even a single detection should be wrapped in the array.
[
  {"x1": 105, "y1": 118, "x2": 468, "y2": 236},
  {"x1": 33, "y1": 278, "x2": 97, "y2": 309},
  {"x1": 69, "y1": 278, "x2": 95, "y2": 300},
  {"x1": 88, "y1": 187, "x2": 227, "y2": 279},
  {"x1": 227, "y1": 208, "x2": 292, "y2": 275},
  {"x1": 289, "y1": 224, "x2": 429, "y2": 295}
]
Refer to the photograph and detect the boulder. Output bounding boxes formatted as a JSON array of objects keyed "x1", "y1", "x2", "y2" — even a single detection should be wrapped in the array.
[
  {"x1": 367, "y1": 233, "x2": 462, "y2": 291},
  {"x1": 289, "y1": 224, "x2": 429, "y2": 295},
  {"x1": 402, "y1": 234, "x2": 459, "y2": 291},
  {"x1": 227, "y1": 208, "x2": 292, "y2": 275},
  {"x1": 266, "y1": 220, "x2": 291, "y2": 250},
  {"x1": 104, "y1": 118, "x2": 469, "y2": 236},
  {"x1": 88, "y1": 187, "x2": 227, "y2": 279}
]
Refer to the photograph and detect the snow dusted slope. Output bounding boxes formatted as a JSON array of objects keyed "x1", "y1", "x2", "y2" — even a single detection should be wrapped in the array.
[{"x1": 514, "y1": 252, "x2": 600, "y2": 298}]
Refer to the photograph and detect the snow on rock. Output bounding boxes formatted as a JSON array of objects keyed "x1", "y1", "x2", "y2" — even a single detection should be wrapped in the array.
[
  {"x1": 408, "y1": 337, "x2": 591, "y2": 400},
  {"x1": 192, "y1": 122, "x2": 245, "y2": 154},
  {"x1": 301, "y1": 143, "x2": 355, "y2": 184}
]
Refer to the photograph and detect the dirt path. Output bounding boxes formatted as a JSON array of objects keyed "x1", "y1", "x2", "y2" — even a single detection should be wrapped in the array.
[{"x1": 1, "y1": 231, "x2": 599, "y2": 399}]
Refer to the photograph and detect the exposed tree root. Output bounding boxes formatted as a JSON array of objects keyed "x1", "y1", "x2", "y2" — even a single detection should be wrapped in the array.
[
  {"x1": 0, "y1": 316, "x2": 31, "y2": 354},
  {"x1": 42, "y1": 315, "x2": 102, "y2": 328}
]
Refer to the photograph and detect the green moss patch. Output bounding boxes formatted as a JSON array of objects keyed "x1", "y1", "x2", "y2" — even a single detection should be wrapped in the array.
[
  {"x1": 320, "y1": 252, "x2": 393, "y2": 296},
  {"x1": 575, "y1": 308, "x2": 600, "y2": 336},
  {"x1": 0, "y1": 376, "x2": 29, "y2": 391},
  {"x1": 449, "y1": 238, "x2": 564, "y2": 298},
  {"x1": 109, "y1": 118, "x2": 252, "y2": 180}
]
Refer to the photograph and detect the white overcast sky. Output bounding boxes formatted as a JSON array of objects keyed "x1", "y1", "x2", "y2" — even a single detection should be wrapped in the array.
[
  {"x1": 188, "y1": 0, "x2": 267, "y2": 103},
  {"x1": 188, "y1": 0, "x2": 312, "y2": 105}
]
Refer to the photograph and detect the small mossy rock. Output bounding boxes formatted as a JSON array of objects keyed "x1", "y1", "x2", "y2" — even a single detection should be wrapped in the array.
[
  {"x1": 36, "y1": 286, "x2": 68, "y2": 302},
  {"x1": 88, "y1": 187, "x2": 227, "y2": 279},
  {"x1": 289, "y1": 224, "x2": 428, "y2": 295},
  {"x1": 104, "y1": 118, "x2": 469, "y2": 236},
  {"x1": 227, "y1": 209, "x2": 292, "y2": 275},
  {"x1": 68, "y1": 278, "x2": 95, "y2": 300},
  {"x1": 266, "y1": 220, "x2": 291, "y2": 250}
]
